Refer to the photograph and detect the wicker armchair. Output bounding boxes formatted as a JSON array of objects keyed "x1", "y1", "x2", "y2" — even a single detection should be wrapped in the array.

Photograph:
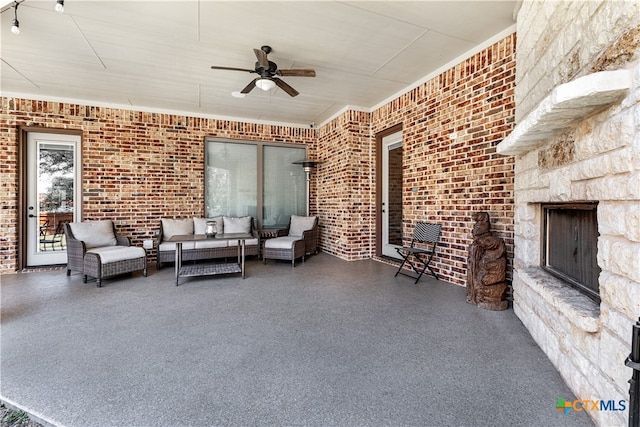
[
  {"x1": 263, "y1": 215, "x2": 319, "y2": 266},
  {"x1": 65, "y1": 220, "x2": 147, "y2": 287}
]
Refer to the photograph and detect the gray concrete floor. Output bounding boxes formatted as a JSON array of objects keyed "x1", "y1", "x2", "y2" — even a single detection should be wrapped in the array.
[{"x1": 1, "y1": 253, "x2": 593, "y2": 426}]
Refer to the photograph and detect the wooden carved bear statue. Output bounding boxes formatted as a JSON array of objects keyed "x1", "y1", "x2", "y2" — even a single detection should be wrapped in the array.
[{"x1": 466, "y1": 211, "x2": 508, "y2": 311}]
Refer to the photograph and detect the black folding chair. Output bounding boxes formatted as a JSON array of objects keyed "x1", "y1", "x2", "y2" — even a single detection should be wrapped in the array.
[{"x1": 394, "y1": 222, "x2": 441, "y2": 283}]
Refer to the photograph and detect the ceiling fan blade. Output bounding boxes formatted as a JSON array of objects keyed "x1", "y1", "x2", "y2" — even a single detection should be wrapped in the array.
[
  {"x1": 253, "y1": 48, "x2": 269, "y2": 69},
  {"x1": 273, "y1": 78, "x2": 299, "y2": 97},
  {"x1": 211, "y1": 65, "x2": 256, "y2": 73},
  {"x1": 277, "y1": 69, "x2": 316, "y2": 77},
  {"x1": 241, "y1": 78, "x2": 258, "y2": 94}
]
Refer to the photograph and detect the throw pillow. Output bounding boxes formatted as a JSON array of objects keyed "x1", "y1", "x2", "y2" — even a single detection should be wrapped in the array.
[
  {"x1": 162, "y1": 218, "x2": 193, "y2": 239},
  {"x1": 69, "y1": 220, "x2": 118, "y2": 249},
  {"x1": 289, "y1": 215, "x2": 317, "y2": 237},
  {"x1": 223, "y1": 216, "x2": 252, "y2": 234}
]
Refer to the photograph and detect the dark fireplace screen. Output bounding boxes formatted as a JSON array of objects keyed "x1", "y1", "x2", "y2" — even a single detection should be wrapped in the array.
[{"x1": 542, "y1": 203, "x2": 601, "y2": 301}]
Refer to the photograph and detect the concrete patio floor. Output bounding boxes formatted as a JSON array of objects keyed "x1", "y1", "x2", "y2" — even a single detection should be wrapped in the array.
[{"x1": 1, "y1": 253, "x2": 593, "y2": 426}]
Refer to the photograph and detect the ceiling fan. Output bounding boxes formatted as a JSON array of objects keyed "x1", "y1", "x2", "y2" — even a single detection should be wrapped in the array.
[{"x1": 210, "y1": 45, "x2": 316, "y2": 97}]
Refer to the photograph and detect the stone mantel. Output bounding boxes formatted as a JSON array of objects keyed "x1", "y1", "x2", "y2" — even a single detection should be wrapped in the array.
[{"x1": 497, "y1": 69, "x2": 632, "y2": 156}]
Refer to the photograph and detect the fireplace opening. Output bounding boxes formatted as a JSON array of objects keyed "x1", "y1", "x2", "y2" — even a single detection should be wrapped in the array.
[{"x1": 542, "y1": 203, "x2": 601, "y2": 302}]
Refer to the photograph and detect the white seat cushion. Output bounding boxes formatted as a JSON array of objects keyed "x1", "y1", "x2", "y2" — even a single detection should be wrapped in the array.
[
  {"x1": 69, "y1": 220, "x2": 117, "y2": 249},
  {"x1": 86, "y1": 246, "x2": 145, "y2": 264},
  {"x1": 158, "y1": 241, "x2": 196, "y2": 251},
  {"x1": 227, "y1": 238, "x2": 259, "y2": 247},
  {"x1": 264, "y1": 236, "x2": 301, "y2": 250}
]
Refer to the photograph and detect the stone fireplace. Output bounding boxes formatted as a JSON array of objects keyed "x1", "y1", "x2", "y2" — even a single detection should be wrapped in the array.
[{"x1": 498, "y1": 2, "x2": 639, "y2": 426}]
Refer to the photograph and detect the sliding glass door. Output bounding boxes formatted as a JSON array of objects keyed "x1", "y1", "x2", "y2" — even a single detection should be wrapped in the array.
[{"x1": 205, "y1": 140, "x2": 306, "y2": 229}]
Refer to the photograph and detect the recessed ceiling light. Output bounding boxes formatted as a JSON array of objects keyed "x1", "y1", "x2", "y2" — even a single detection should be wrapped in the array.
[{"x1": 231, "y1": 91, "x2": 246, "y2": 98}]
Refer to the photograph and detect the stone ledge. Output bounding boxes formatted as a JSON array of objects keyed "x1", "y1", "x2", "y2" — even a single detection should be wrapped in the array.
[
  {"x1": 497, "y1": 69, "x2": 632, "y2": 156},
  {"x1": 517, "y1": 266, "x2": 601, "y2": 332}
]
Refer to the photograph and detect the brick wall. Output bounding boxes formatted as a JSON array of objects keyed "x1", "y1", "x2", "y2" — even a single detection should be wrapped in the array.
[
  {"x1": 1, "y1": 33, "x2": 516, "y2": 288},
  {"x1": 369, "y1": 34, "x2": 517, "y2": 286},
  {"x1": 0, "y1": 98, "x2": 315, "y2": 272},
  {"x1": 316, "y1": 110, "x2": 373, "y2": 260}
]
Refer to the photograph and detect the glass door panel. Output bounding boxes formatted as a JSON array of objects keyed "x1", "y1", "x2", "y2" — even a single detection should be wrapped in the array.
[
  {"x1": 26, "y1": 133, "x2": 80, "y2": 266},
  {"x1": 382, "y1": 132, "x2": 403, "y2": 259}
]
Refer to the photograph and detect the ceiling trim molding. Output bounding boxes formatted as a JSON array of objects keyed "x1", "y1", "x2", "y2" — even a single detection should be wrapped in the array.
[{"x1": 1, "y1": 92, "x2": 316, "y2": 129}]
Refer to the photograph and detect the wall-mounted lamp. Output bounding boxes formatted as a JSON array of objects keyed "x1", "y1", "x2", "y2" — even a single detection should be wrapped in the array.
[{"x1": 293, "y1": 159, "x2": 322, "y2": 216}]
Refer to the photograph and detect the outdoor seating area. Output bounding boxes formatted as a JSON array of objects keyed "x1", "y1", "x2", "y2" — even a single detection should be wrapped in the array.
[
  {"x1": 64, "y1": 216, "x2": 322, "y2": 288},
  {"x1": 2, "y1": 1, "x2": 638, "y2": 425}
]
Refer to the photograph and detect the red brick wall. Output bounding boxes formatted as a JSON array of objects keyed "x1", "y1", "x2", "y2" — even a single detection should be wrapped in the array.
[
  {"x1": 316, "y1": 110, "x2": 373, "y2": 260},
  {"x1": 0, "y1": 99, "x2": 315, "y2": 272},
  {"x1": 371, "y1": 34, "x2": 516, "y2": 285},
  {"x1": 1, "y1": 33, "x2": 516, "y2": 287},
  {"x1": 317, "y1": 34, "x2": 516, "y2": 286}
]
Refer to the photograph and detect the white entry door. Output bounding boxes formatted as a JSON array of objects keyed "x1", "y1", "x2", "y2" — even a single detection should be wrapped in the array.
[
  {"x1": 26, "y1": 132, "x2": 81, "y2": 266},
  {"x1": 381, "y1": 131, "x2": 403, "y2": 259}
]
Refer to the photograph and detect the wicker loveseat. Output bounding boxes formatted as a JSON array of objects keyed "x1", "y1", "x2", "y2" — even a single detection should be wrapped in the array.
[
  {"x1": 156, "y1": 216, "x2": 260, "y2": 269},
  {"x1": 65, "y1": 220, "x2": 147, "y2": 287}
]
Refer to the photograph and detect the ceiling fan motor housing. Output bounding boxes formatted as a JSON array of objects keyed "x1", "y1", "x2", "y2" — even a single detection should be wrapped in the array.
[{"x1": 255, "y1": 60, "x2": 278, "y2": 77}]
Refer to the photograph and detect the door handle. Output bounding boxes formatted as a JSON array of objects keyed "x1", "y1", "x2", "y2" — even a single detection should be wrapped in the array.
[{"x1": 28, "y1": 214, "x2": 36, "y2": 218}]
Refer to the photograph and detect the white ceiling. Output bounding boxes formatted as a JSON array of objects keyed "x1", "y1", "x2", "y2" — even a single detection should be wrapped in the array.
[{"x1": 1, "y1": 1, "x2": 517, "y2": 127}]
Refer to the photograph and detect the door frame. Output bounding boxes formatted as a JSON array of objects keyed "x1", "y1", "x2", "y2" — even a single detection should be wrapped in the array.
[
  {"x1": 375, "y1": 124, "x2": 403, "y2": 258},
  {"x1": 19, "y1": 126, "x2": 83, "y2": 269}
]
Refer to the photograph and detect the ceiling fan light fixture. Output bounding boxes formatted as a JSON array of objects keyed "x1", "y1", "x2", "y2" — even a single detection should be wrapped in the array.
[{"x1": 255, "y1": 78, "x2": 276, "y2": 91}]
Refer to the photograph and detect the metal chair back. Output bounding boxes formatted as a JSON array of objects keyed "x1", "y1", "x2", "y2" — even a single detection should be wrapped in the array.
[{"x1": 411, "y1": 222, "x2": 441, "y2": 248}]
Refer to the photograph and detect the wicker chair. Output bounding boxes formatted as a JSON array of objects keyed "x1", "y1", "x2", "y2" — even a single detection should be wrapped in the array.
[
  {"x1": 65, "y1": 220, "x2": 147, "y2": 287},
  {"x1": 263, "y1": 215, "x2": 319, "y2": 266}
]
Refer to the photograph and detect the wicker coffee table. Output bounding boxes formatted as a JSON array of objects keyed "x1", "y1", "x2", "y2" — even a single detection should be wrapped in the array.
[{"x1": 174, "y1": 233, "x2": 253, "y2": 286}]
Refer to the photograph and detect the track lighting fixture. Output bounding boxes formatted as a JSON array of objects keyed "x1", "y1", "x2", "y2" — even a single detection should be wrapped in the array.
[
  {"x1": 55, "y1": 0, "x2": 64, "y2": 13},
  {"x1": 11, "y1": 2, "x2": 20, "y2": 35}
]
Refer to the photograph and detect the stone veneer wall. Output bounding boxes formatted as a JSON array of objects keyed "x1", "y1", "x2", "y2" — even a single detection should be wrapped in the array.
[
  {"x1": 510, "y1": 1, "x2": 639, "y2": 426},
  {"x1": 1, "y1": 34, "x2": 516, "y2": 289}
]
